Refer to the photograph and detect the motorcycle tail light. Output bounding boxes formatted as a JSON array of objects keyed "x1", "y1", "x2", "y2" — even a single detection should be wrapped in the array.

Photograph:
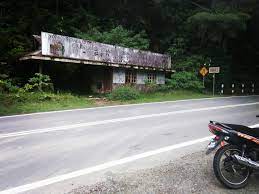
[{"x1": 208, "y1": 123, "x2": 223, "y2": 134}]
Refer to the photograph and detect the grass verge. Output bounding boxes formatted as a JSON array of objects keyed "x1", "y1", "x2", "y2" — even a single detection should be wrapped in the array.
[
  {"x1": 0, "y1": 90, "x2": 215, "y2": 116},
  {"x1": 131, "y1": 90, "x2": 213, "y2": 103},
  {"x1": 0, "y1": 92, "x2": 94, "y2": 116}
]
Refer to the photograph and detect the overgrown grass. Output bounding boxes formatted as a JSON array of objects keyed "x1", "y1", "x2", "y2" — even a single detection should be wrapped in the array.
[
  {"x1": 0, "y1": 92, "x2": 94, "y2": 116},
  {"x1": 128, "y1": 90, "x2": 214, "y2": 103},
  {"x1": 0, "y1": 90, "x2": 216, "y2": 116}
]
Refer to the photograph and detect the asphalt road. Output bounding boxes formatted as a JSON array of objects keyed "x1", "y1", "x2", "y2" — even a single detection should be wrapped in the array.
[
  {"x1": 0, "y1": 95, "x2": 259, "y2": 194},
  {"x1": 68, "y1": 151, "x2": 259, "y2": 194}
]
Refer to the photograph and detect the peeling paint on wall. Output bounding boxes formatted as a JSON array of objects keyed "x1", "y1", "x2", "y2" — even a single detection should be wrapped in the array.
[
  {"x1": 113, "y1": 68, "x2": 125, "y2": 84},
  {"x1": 156, "y1": 72, "x2": 165, "y2": 84},
  {"x1": 41, "y1": 32, "x2": 171, "y2": 69},
  {"x1": 137, "y1": 71, "x2": 146, "y2": 84}
]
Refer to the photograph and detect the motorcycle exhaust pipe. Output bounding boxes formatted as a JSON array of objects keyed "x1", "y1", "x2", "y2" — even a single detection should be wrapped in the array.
[{"x1": 233, "y1": 154, "x2": 259, "y2": 169}]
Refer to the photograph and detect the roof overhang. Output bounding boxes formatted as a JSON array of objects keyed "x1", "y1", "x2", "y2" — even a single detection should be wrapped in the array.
[
  {"x1": 20, "y1": 32, "x2": 175, "y2": 73},
  {"x1": 20, "y1": 54, "x2": 175, "y2": 72}
]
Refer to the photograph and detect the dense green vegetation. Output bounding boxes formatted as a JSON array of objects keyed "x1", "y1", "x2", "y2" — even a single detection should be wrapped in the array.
[{"x1": 1, "y1": 0, "x2": 259, "y2": 88}]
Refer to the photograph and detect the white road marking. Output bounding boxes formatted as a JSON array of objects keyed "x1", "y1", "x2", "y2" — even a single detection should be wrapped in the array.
[
  {"x1": 0, "y1": 135, "x2": 214, "y2": 194},
  {"x1": 1, "y1": 102, "x2": 259, "y2": 139},
  {"x1": 1, "y1": 122, "x2": 258, "y2": 194},
  {"x1": 250, "y1": 124, "x2": 259, "y2": 128},
  {"x1": 0, "y1": 114, "x2": 258, "y2": 194},
  {"x1": 0, "y1": 95, "x2": 258, "y2": 119}
]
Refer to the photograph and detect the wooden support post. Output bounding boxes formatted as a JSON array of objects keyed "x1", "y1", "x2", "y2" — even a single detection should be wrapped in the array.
[
  {"x1": 39, "y1": 63, "x2": 43, "y2": 74},
  {"x1": 38, "y1": 62, "x2": 43, "y2": 92},
  {"x1": 212, "y1": 74, "x2": 215, "y2": 96}
]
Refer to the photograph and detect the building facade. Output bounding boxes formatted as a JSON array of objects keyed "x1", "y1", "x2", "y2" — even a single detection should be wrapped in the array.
[
  {"x1": 113, "y1": 68, "x2": 165, "y2": 88},
  {"x1": 21, "y1": 32, "x2": 174, "y2": 93}
]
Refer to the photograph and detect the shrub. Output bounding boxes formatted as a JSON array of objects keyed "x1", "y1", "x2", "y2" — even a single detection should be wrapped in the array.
[
  {"x1": 0, "y1": 79, "x2": 20, "y2": 93},
  {"x1": 24, "y1": 73, "x2": 54, "y2": 92},
  {"x1": 143, "y1": 81, "x2": 158, "y2": 93},
  {"x1": 155, "y1": 85, "x2": 173, "y2": 92},
  {"x1": 108, "y1": 86, "x2": 140, "y2": 101},
  {"x1": 168, "y1": 72, "x2": 204, "y2": 91}
]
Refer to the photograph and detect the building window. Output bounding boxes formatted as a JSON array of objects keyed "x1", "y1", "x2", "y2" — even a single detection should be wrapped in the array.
[
  {"x1": 147, "y1": 73, "x2": 156, "y2": 83},
  {"x1": 125, "y1": 70, "x2": 137, "y2": 84}
]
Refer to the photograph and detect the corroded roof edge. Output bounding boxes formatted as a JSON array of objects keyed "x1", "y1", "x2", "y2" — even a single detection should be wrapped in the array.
[{"x1": 20, "y1": 33, "x2": 174, "y2": 73}]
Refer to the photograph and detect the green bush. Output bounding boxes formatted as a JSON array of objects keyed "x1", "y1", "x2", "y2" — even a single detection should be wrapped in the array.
[
  {"x1": 24, "y1": 73, "x2": 54, "y2": 92},
  {"x1": 0, "y1": 79, "x2": 20, "y2": 93},
  {"x1": 0, "y1": 73, "x2": 54, "y2": 94},
  {"x1": 108, "y1": 86, "x2": 140, "y2": 101},
  {"x1": 168, "y1": 72, "x2": 204, "y2": 91},
  {"x1": 143, "y1": 81, "x2": 159, "y2": 93}
]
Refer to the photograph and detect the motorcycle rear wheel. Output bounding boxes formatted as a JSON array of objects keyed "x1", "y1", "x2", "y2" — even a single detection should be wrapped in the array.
[{"x1": 213, "y1": 144, "x2": 251, "y2": 189}]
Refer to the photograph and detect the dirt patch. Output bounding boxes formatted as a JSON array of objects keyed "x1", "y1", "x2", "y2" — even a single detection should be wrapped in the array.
[
  {"x1": 88, "y1": 98, "x2": 117, "y2": 107},
  {"x1": 68, "y1": 151, "x2": 259, "y2": 194}
]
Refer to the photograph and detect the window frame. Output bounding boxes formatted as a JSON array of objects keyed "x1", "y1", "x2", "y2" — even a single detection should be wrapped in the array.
[
  {"x1": 147, "y1": 72, "x2": 156, "y2": 83},
  {"x1": 125, "y1": 70, "x2": 137, "y2": 84}
]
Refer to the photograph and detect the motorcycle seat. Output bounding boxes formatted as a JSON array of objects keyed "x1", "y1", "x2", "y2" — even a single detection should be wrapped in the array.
[{"x1": 222, "y1": 123, "x2": 259, "y2": 138}]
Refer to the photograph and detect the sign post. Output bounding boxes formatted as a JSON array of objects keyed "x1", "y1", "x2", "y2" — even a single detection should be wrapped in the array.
[
  {"x1": 209, "y1": 67, "x2": 220, "y2": 96},
  {"x1": 199, "y1": 67, "x2": 209, "y2": 87},
  {"x1": 212, "y1": 74, "x2": 215, "y2": 96}
]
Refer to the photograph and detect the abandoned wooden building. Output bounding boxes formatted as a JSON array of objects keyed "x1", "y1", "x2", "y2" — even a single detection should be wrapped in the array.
[{"x1": 21, "y1": 32, "x2": 174, "y2": 93}]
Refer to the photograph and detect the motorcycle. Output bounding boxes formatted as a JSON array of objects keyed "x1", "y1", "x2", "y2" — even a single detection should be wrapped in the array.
[{"x1": 206, "y1": 115, "x2": 259, "y2": 189}]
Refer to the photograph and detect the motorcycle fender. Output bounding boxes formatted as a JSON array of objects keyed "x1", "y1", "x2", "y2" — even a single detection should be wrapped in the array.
[{"x1": 206, "y1": 136, "x2": 224, "y2": 155}]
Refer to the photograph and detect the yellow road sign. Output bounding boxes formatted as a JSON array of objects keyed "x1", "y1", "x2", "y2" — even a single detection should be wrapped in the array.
[{"x1": 199, "y1": 67, "x2": 208, "y2": 77}]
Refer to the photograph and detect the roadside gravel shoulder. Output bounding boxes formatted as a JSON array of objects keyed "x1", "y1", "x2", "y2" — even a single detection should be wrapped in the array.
[{"x1": 68, "y1": 151, "x2": 259, "y2": 194}]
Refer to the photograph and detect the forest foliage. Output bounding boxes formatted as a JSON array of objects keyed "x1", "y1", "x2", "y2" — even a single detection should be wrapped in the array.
[{"x1": 1, "y1": 0, "x2": 259, "y2": 91}]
